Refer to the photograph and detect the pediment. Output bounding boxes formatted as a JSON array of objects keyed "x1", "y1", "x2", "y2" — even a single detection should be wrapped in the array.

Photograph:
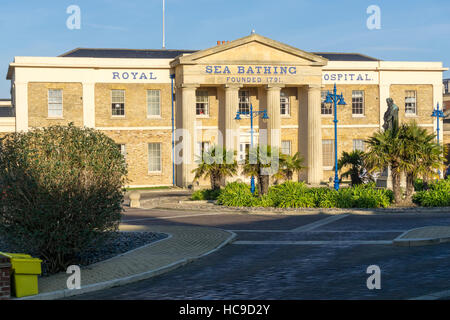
[{"x1": 172, "y1": 34, "x2": 328, "y2": 67}]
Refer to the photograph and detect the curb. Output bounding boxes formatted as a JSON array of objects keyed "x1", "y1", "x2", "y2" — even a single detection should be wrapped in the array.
[
  {"x1": 153, "y1": 205, "x2": 450, "y2": 216},
  {"x1": 393, "y1": 226, "x2": 450, "y2": 247},
  {"x1": 18, "y1": 230, "x2": 237, "y2": 300}
]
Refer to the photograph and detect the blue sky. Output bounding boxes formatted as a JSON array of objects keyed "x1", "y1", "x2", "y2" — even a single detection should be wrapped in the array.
[{"x1": 0, "y1": 0, "x2": 449, "y2": 97}]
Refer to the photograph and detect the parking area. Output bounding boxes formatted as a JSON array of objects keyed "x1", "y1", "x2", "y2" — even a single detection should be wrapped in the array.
[{"x1": 70, "y1": 208, "x2": 450, "y2": 300}]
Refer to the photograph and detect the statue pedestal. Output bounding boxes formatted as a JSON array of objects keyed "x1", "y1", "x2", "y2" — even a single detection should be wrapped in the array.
[{"x1": 376, "y1": 167, "x2": 406, "y2": 190}]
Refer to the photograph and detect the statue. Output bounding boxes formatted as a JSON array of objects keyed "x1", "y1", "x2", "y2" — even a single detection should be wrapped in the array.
[{"x1": 383, "y1": 98, "x2": 399, "y2": 132}]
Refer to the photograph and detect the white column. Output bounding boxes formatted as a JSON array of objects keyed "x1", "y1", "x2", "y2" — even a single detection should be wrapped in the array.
[
  {"x1": 180, "y1": 84, "x2": 198, "y2": 188},
  {"x1": 15, "y1": 81, "x2": 28, "y2": 132},
  {"x1": 297, "y1": 86, "x2": 309, "y2": 180},
  {"x1": 307, "y1": 85, "x2": 323, "y2": 184},
  {"x1": 82, "y1": 82, "x2": 95, "y2": 128},
  {"x1": 266, "y1": 85, "x2": 283, "y2": 150},
  {"x1": 224, "y1": 84, "x2": 241, "y2": 153}
]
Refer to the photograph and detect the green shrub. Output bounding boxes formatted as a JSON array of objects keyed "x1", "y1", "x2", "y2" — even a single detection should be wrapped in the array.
[
  {"x1": 309, "y1": 187, "x2": 339, "y2": 208},
  {"x1": 413, "y1": 179, "x2": 450, "y2": 207},
  {"x1": 217, "y1": 182, "x2": 256, "y2": 207},
  {"x1": 0, "y1": 125, "x2": 127, "y2": 274},
  {"x1": 190, "y1": 189, "x2": 221, "y2": 201},
  {"x1": 266, "y1": 181, "x2": 316, "y2": 208},
  {"x1": 335, "y1": 183, "x2": 393, "y2": 208}
]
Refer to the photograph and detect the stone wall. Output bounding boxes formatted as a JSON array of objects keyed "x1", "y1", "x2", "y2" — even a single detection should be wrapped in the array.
[
  {"x1": 95, "y1": 83, "x2": 173, "y2": 128},
  {"x1": 0, "y1": 256, "x2": 11, "y2": 300},
  {"x1": 28, "y1": 82, "x2": 83, "y2": 127},
  {"x1": 102, "y1": 130, "x2": 173, "y2": 186}
]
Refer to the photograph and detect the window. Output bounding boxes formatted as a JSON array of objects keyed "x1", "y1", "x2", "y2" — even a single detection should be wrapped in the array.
[
  {"x1": 196, "y1": 90, "x2": 209, "y2": 116},
  {"x1": 147, "y1": 90, "x2": 160, "y2": 117},
  {"x1": 322, "y1": 140, "x2": 334, "y2": 168},
  {"x1": 280, "y1": 91, "x2": 290, "y2": 116},
  {"x1": 117, "y1": 144, "x2": 126, "y2": 160},
  {"x1": 352, "y1": 90, "x2": 364, "y2": 115},
  {"x1": 48, "y1": 89, "x2": 63, "y2": 117},
  {"x1": 148, "y1": 143, "x2": 161, "y2": 172},
  {"x1": 111, "y1": 90, "x2": 125, "y2": 116},
  {"x1": 195, "y1": 141, "x2": 211, "y2": 162},
  {"x1": 281, "y1": 140, "x2": 291, "y2": 156},
  {"x1": 353, "y1": 139, "x2": 365, "y2": 152},
  {"x1": 321, "y1": 90, "x2": 332, "y2": 115},
  {"x1": 238, "y1": 90, "x2": 250, "y2": 114},
  {"x1": 405, "y1": 90, "x2": 417, "y2": 115},
  {"x1": 239, "y1": 143, "x2": 250, "y2": 162}
]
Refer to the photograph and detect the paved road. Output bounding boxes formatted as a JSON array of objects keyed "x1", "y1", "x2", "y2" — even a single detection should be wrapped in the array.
[{"x1": 70, "y1": 208, "x2": 450, "y2": 300}]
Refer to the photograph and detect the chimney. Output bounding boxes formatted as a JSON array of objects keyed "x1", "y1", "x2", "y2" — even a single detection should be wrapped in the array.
[
  {"x1": 222, "y1": 41, "x2": 225, "y2": 45},
  {"x1": 217, "y1": 41, "x2": 221, "y2": 46}
]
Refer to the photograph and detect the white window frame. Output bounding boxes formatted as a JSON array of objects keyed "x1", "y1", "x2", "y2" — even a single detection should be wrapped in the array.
[
  {"x1": 148, "y1": 143, "x2": 162, "y2": 173},
  {"x1": 48, "y1": 89, "x2": 63, "y2": 118},
  {"x1": 117, "y1": 144, "x2": 127, "y2": 160},
  {"x1": 353, "y1": 139, "x2": 365, "y2": 152},
  {"x1": 111, "y1": 89, "x2": 125, "y2": 117},
  {"x1": 281, "y1": 140, "x2": 291, "y2": 156},
  {"x1": 238, "y1": 90, "x2": 250, "y2": 115},
  {"x1": 321, "y1": 90, "x2": 333, "y2": 116},
  {"x1": 147, "y1": 90, "x2": 161, "y2": 118},
  {"x1": 405, "y1": 90, "x2": 417, "y2": 116},
  {"x1": 196, "y1": 90, "x2": 209, "y2": 117},
  {"x1": 280, "y1": 91, "x2": 290, "y2": 117},
  {"x1": 322, "y1": 139, "x2": 334, "y2": 170},
  {"x1": 352, "y1": 90, "x2": 365, "y2": 116},
  {"x1": 195, "y1": 141, "x2": 211, "y2": 162}
]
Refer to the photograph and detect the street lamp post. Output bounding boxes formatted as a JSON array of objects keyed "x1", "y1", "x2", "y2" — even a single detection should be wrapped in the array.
[
  {"x1": 432, "y1": 102, "x2": 445, "y2": 178},
  {"x1": 235, "y1": 103, "x2": 269, "y2": 194},
  {"x1": 324, "y1": 83, "x2": 347, "y2": 191}
]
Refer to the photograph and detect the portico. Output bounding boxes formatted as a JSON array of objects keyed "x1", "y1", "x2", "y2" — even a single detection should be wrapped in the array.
[{"x1": 170, "y1": 34, "x2": 328, "y2": 187}]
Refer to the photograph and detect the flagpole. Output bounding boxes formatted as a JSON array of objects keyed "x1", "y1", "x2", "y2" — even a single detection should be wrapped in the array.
[{"x1": 162, "y1": 0, "x2": 166, "y2": 49}]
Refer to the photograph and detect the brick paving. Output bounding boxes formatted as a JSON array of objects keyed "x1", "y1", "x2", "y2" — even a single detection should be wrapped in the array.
[{"x1": 22, "y1": 225, "x2": 233, "y2": 299}]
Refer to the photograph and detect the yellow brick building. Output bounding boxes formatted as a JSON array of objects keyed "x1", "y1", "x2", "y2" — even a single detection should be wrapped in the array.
[{"x1": 3, "y1": 34, "x2": 448, "y2": 187}]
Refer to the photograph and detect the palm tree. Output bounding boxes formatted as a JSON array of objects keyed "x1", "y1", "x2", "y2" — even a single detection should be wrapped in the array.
[
  {"x1": 397, "y1": 122, "x2": 445, "y2": 203},
  {"x1": 364, "y1": 129, "x2": 403, "y2": 204},
  {"x1": 242, "y1": 145, "x2": 283, "y2": 196},
  {"x1": 275, "y1": 152, "x2": 305, "y2": 182},
  {"x1": 337, "y1": 150, "x2": 366, "y2": 186},
  {"x1": 192, "y1": 145, "x2": 237, "y2": 190}
]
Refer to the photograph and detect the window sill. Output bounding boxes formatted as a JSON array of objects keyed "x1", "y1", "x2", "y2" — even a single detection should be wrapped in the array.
[
  {"x1": 196, "y1": 115, "x2": 210, "y2": 118},
  {"x1": 321, "y1": 114, "x2": 334, "y2": 117},
  {"x1": 352, "y1": 114, "x2": 365, "y2": 118},
  {"x1": 405, "y1": 114, "x2": 418, "y2": 117},
  {"x1": 46, "y1": 116, "x2": 64, "y2": 120},
  {"x1": 147, "y1": 115, "x2": 162, "y2": 119},
  {"x1": 281, "y1": 115, "x2": 291, "y2": 118},
  {"x1": 111, "y1": 116, "x2": 126, "y2": 119},
  {"x1": 148, "y1": 171, "x2": 162, "y2": 175},
  {"x1": 323, "y1": 166, "x2": 334, "y2": 171}
]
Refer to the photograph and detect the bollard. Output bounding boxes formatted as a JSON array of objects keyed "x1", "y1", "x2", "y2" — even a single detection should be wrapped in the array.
[{"x1": 129, "y1": 191, "x2": 141, "y2": 208}]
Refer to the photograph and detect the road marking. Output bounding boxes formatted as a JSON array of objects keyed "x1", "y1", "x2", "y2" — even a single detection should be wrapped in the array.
[
  {"x1": 233, "y1": 240, "x2": 393, "y2": 245},
  {"x1": 227, "y1": 229, "x2": 405, "y2": 233},
  {"x1": 410, "y1": 289, "x2": 450, "y2": 300},
  {"x1": 291, "y1": 214, "x2": 350, "y2": 232},
  {"x1": 122, "y1": 212, "x2": 225, "y2": 222}
]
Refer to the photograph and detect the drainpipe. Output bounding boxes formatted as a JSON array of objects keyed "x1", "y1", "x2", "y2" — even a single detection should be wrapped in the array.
[{"x1": 170, "y1": 74, "x2": 176, "y2": 187}]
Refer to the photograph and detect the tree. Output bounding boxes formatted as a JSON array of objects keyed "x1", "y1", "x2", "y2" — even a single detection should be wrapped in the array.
[
  {"x1": 364, "y1": 121, "x2": 445, "y2": 205},
  {"x1": 192, "y1": 145, "x2": 237, "y2": 190},
  {"x1": 364, "y1": 129, "x2": 403, "y2": 204},
  {"x1": 0, "y1": 124, "x2": 127, "y2": 274},
  {"x1": 275, "y1": 152, "x2": 305, "y2": 182},
  {"x1": 242, "y1": 145, "x2": 283, "y2": 196},
  {"x1": 338, "y1": 150, "x2": 367, "y2": 186},
  {"x1": 397, "y1": 122, "x2": 445, "y2": 204}
]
